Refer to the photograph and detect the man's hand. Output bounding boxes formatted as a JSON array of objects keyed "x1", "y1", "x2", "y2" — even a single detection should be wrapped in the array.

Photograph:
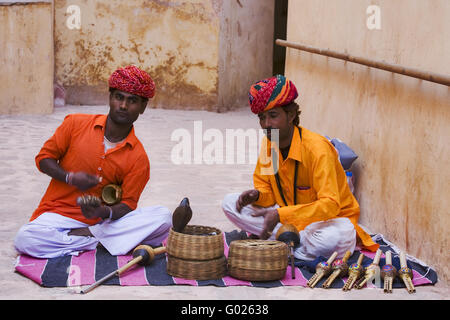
[
  {"x1": 236, "y1": 189, "x2": 260, "y2": 212},
  {"x1": 39, "y1": 159, "x2": 100, "y2": 191},
  {"x1": 251, "y1": 208, "x2": 280, "y2": 240},
  {"x1": 69, "y1": 172, "x2": 101, "y2": 191},
  {"x1": 79, "y1": 202, "x2": 109, "y2": 220}
]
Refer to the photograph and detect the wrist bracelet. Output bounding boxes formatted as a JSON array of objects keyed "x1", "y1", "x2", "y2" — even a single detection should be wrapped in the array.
[
  {"x1": 106, "y1": 206, "x2": 113, "y2": 220},
  {"x1": 65, "y1": 172, "x2": 74, "y2": 185}
]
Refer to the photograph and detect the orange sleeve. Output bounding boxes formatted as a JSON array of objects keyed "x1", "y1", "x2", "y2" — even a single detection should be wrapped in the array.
[
  {"x1": 277, "y1": 149, "x2": 341, "y2": 230},
  {"x1": 119, "y1": 153, "x2": 150, "y2": 210},
  {"x1": 35, "y1": 114, "x2": 74, "y2": 172}
]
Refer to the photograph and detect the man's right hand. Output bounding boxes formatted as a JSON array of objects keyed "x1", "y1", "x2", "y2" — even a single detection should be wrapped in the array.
[
  {"x1": 39, "y1": 159, "x2": 100, "y2": 191},
  {"x1": 236, "y1": 189, "x2": 259, "y2": 212},
  {"x1": 69, "y1": 172, "x2": 101, "y2": 191}
]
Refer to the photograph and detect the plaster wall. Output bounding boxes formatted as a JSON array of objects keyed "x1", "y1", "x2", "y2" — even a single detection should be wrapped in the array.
[
  {"x1": 54, "y1": 0, "x2": 274, "y2": 111},
  {"x1": 218, "y1": 0, "x2": 274, "y2": 112},
  {"x1": 54, "y1": 0, "x2": 220, "y2": 110},
  {"x1": 285, "y1": 0, "x2": 450, "y2": 282},
  {"x1": 0, "y1": 1, "x2": 53, "y2": 114}
]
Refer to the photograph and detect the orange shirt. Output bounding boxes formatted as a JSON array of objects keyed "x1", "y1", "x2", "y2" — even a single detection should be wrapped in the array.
[
  {"x1": 31, "y1": 114, "x2": 150, "y2": 225},
  {"x1": 253, "y1": 126, "x2": 378, "y2": 251}
]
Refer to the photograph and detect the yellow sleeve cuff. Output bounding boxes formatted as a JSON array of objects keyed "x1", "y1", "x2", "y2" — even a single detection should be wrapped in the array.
[{"x1": 253, "y1": 191, "x2": 275, "y2": 207}]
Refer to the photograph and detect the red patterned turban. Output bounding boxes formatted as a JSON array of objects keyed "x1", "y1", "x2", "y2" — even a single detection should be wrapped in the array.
[
  {"x1": 248, "y1": 74, "x2": 298, "y2": 114},
  {"x1": 108, "y1": 65, "x2": 155, "y2": 99}
]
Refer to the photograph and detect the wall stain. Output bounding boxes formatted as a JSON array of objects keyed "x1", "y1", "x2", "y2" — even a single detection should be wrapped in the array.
[{"x1": 55, "y1": 0, "x2": 219, "y2": 109}]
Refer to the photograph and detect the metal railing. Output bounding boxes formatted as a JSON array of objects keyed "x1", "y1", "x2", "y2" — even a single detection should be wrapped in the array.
[{"x1": 276, "y1": 39, "x2": 450, "y2": 87}]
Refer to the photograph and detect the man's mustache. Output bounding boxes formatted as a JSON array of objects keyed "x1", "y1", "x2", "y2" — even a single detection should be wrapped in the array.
[{"x1": 263, "y1": 128, "x2": 278, "y2": 140}]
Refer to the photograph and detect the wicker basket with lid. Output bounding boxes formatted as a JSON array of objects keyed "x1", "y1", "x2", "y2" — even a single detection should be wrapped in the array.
[
  {"x1": 227, "y1": 239, "x2": 288, "y2": 281},
  {"x1": 166, "y1": 225, "x2": 227, "y2": 280}
]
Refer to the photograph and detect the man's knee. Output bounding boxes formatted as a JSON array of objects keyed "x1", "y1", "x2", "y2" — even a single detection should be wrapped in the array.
[
  {"x1": 296, "y1": 218, "x2": 356, "y2": 260},
  {"x1": 157, "y1": 206, "x2": 172, "y2": 230},
  {"x1": 14, "y1": 224, "x2": 39, "y2": 256},
  {"x1": 140, "y1": 205, "x2": 172, "y2": 230},
  {"x1": 221, "y1": 193, "x2": 239, "y2": 214}
]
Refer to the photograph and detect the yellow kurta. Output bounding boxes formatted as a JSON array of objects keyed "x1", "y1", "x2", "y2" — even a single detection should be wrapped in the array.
[{"x1": 253, "y1": 126, "x2": 378, "y2": 251}]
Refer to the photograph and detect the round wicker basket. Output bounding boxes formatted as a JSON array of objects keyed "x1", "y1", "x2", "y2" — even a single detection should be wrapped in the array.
[
  {"x1": 167, "y1": 255, "x2": 227, "y2": 280},
  {"x1": 227, "y1": 239, "x2": 288, "y2": 281},
  {"x1": 167, "y1": 225, "x2": 224, "y2": 261}
]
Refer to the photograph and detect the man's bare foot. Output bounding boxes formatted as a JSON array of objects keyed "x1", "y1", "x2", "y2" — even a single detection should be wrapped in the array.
[{"x1": 68, "y1": 227, "x2": 93, "y2": 237}]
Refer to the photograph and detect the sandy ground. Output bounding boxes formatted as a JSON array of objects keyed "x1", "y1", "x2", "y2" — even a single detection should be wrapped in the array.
[{"x1": 0, "y1": 105, "x2": 448, "y2": 300}]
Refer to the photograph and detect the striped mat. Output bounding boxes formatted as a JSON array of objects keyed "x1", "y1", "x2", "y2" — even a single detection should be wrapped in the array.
[{"x1": 14, "y1": 230, "x2": 437, "y2": 288}]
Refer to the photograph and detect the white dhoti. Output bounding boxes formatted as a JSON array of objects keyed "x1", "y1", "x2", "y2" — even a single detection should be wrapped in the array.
[
  {"x1": 14, "y1": 205, "x2": 172, "y2": 258},
  {"x1": 222, "y1": 193, "x2": 356, "y2": 260}
]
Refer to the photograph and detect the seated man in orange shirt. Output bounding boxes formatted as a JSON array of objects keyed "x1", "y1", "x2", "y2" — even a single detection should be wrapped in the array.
[
  {"x1": 222, "y1": 75, "x2": 379, "y2": 260},
  {"x1": 14, "y1": 65, "x2": 172, "y2": 258}
]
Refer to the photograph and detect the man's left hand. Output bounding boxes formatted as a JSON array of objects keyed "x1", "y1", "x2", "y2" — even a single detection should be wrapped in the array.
[
  {"x1": 80, "y1": 204, "x2": 109, "y2": 220},
  {"x1": 251, "y1": 208, "x2": 280, "y2": 240}
]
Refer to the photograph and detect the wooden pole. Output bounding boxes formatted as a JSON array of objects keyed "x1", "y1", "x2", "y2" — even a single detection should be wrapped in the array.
[{"x1": 276, "y1": 39, "x2": 450, "y2": 87}]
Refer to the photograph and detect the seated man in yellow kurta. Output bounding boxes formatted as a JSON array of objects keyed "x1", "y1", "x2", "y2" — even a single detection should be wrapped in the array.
[{"x1": 222, "y1": 75, "x2": 379, "y2": 260}]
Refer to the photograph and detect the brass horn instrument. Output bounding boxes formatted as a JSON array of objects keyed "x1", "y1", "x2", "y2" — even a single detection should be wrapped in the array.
[{"x1": 101, "y1": 184, "x2": 122, "y2": 205}]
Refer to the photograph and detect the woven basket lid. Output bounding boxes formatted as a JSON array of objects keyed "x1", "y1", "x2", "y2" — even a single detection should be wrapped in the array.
[
  {"x1": 167, "y1": 225, "x2": 224, "y2": 261},
  {"x1": 227, "y1": 240, "x2": 288, "y2": 281}
]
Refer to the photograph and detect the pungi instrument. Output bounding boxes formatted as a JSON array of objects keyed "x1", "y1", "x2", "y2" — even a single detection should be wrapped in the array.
[
  {"x1": 322, "y1": 250, "x2": 351, "y2": 288},
  {"x1": 381, "y1": 250, "x2": 397, "y2": 293},
  {"x1": 342, "y1": 252, "x2": 365, "y2": 291},
  {"x1": 356, "y1": 249, "x2": 382, "y2": 289},
  {"x1": 398, "y1": 251, "x2": 416, "y2": 293},
  {"x1": 307, "y1": 251, "x2": 338, "y2": 288}
]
